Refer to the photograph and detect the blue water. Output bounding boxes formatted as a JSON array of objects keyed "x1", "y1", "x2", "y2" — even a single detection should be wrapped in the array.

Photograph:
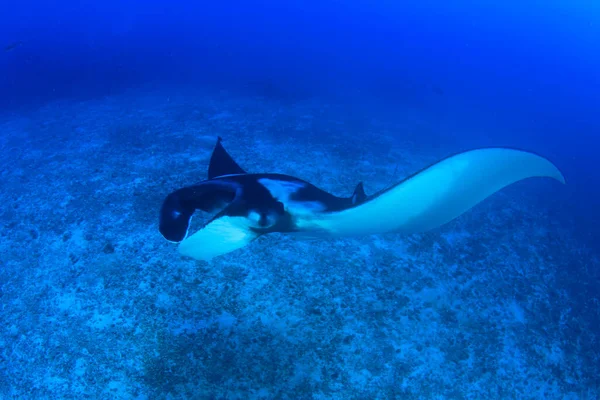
[{"x1": 1, "y1": 1, "x2": 599, "y2": 398}]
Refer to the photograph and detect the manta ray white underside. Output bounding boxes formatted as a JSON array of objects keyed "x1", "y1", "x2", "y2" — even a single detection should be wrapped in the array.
[
  {"x1": 302, "y1": 148, "x2": 565, "y2": 236},
  {"x1": 174, "y1": 147, "x2": 564, "y2": 261}
]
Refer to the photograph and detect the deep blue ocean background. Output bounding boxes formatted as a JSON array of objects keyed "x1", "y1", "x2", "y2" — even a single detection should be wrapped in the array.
[
  {"x1": 2, "y1": 0, "x2": 599, "y2": 245},
  {"x1": 1, "y1": 0, "x2": 599, "y2": 398}
]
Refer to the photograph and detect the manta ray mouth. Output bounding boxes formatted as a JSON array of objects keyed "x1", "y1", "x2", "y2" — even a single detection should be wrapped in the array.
[{"x1": 200, "y1": 200, "x2": 234, "y2": 224}]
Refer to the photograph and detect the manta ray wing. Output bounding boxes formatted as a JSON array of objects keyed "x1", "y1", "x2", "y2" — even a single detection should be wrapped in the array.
[
  {"x1": 178, "y1": 208, "x2": 262, "y2": 261},
  {"x1": 303, "y1": 148, "x2": 565, "y2": 237}
]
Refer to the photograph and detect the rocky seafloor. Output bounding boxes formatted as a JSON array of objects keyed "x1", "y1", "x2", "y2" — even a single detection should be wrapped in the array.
[{"x1": 0, "y1": 88, "x2": 598, "y2": 399}]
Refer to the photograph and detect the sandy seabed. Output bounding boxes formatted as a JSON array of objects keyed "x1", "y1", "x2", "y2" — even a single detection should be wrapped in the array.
[{"x1": 0, "y1": 87, "x2": 598, "y2": 399}]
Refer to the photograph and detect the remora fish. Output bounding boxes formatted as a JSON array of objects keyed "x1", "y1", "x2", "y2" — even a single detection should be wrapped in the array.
[{"x1": 159, "y1": 137, "x2": 565, "y2": 261}]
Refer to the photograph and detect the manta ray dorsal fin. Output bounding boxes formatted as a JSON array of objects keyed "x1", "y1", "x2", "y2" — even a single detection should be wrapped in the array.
[
  {"x1": 208, "y1": 137, "x2": 247, "y2": 179},
  {"x1": 352, "y1": 182, "x2": 367, "y2": 204}
]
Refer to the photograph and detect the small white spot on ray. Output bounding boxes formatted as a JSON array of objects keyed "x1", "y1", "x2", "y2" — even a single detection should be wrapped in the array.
[{"x1": 248, "y1": 211, "x2": 261, "y2": 224}]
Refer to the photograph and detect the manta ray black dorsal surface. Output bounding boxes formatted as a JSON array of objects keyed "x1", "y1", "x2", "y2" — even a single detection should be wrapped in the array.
[{"x1": 208, "y1": 137, "x2": 247, "y2": 178}]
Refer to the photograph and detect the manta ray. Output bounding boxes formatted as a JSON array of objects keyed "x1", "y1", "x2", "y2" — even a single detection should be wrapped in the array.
[{"x1": 159, "y1": 137, "x2": 565, "y2": 261}]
